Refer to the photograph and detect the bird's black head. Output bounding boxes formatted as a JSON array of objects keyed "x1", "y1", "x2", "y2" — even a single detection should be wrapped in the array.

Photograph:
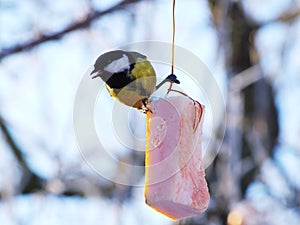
[
  {"x1": 90, "y1": 50, "x2": 146, "y2": 79},
  {"x1": 91, "y1": 50, "x2": 124, "y2": 77}
]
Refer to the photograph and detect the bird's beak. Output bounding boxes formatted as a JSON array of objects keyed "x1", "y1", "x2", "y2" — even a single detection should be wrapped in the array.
[{"x1": 90, "y1": 68, "x2": 102, "y2": 79}]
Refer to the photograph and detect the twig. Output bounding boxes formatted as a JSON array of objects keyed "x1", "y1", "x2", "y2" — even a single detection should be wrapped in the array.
[
  {"x1": 229, "y1": 65, "x2": 262, "y2": 92},
  {"x1": 0, "y1": 115, "x2": 26, "y2": 169},
  {"x1": 0, "y1": 0, "x2": 140, "y2": 60},
  {"x1": 0, "y1": 114, "x2": 43, "y2": 194}
]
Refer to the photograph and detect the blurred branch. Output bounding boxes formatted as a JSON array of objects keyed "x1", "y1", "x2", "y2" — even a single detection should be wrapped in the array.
[
  {"x1": 208, "y1": 0, "x2": 230, "y2": 28},
  {"x1": 229, "y1": 65, "x2": 262, "y2": 92},
  {"x1": 0, "y1": 115, "x2": 27, "y2": 171},
  {"x1": 278, "y1": 8, "x2": 300, "y2": 23},
  {"x1": 279, "y1": 10, "x2": 300, "y2": 22},
  {"x1": 0, "y1": 114, "x2": 44, "y2": 194},
  {"x1": 251, "y1": 5, "x2": 300, "y2": 25},
  {"x1": 0, "y1": 0, "x2": 140, "y2": 60}
]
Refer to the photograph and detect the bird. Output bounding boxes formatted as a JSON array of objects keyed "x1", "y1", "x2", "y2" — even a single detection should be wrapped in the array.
[{"x1": 90, "y1": 50, "x2": 180, "y2": 112}]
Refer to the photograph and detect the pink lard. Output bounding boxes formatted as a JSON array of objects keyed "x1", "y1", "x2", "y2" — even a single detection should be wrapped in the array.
[{"x1": 145, "y1": 96, "x2": 210, "y2": 220}]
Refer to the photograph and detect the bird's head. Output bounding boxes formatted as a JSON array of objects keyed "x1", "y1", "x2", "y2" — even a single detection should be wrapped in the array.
[{"x1": 90, "y1": 50, "x2": 146, "y2": 80}]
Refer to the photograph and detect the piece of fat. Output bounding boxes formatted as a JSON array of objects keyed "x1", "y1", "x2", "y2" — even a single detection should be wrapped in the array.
[{"x1": 144, "y1": 96, "x2": 210, "y2": 220}]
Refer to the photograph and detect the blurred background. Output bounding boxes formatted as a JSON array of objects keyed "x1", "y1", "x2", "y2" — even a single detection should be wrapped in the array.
[{"x1": 1, "y1": 0, "x2": 300, "y2": 224}]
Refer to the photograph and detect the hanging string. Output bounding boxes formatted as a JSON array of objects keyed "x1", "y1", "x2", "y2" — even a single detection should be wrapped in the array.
[
  {"x1": 171, "y1": 0, "x2": 176, "y2": 75},
  {"x1": 167, "y1": 0, "x2": 189, "y2": 97},
  {"x1": 166, "y1": 0, "x2": 176, "y2": 95}
]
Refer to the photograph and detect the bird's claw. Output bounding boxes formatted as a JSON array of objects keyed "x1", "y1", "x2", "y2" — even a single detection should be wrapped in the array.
[{"x1": 140, "y1": 98, "x2": 152, "y2": 114}]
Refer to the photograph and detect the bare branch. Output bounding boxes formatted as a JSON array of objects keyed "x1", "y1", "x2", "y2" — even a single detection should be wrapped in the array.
[
  {"x1": 278, "y1": 8, "x2": 300, "y2": 23},
  {"x1": 0, "y1": 114, "x2": 44, "y2": 194},
  {"x1": 0, "y1": 115, "x2": 26, "y2": 169},
  {"x1": 0, "y1": 0, "x2": 140, "y2": 60},
  {"x1": 229, "y1": 65, "x2": 262, "y2": 92}
]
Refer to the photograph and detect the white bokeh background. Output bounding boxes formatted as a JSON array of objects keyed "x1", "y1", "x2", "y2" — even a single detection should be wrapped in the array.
[{"x1": 0, "y1": 0, "x2": 300, "y2": 224}]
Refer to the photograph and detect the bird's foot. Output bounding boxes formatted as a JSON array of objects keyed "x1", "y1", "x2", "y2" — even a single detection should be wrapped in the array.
[{"x1": 139, "y1": 98, "x2": 152, "y2": 114}]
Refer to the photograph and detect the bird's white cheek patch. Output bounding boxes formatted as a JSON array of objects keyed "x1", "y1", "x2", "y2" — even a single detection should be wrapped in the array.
[{"x1": 104, "y1": 54, "x2": 130, "y2": 73}]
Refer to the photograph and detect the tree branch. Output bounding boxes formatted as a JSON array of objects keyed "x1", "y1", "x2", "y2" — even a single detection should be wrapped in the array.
[
  {"x1": 0, "y1": 115, "x2": 26, "y2": 169},
  {"x1": 0, "y1": 114, "x2": 44, "y2": 194},
  {"x1": 0, "y1": 0, "x2": 140, "y2": 60}
]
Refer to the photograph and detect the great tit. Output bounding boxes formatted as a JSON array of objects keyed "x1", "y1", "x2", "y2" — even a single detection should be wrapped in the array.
[{"x1": 90, "y1": 50, "x2": 179, "y2": 112}]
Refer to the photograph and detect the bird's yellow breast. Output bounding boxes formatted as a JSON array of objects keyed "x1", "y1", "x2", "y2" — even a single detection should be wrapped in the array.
[
  {"x1": 107, "y1": 58, "x2": 157, "y2": 109},
  {"x1": 131, "y1": 59, "x2": 156, "y2": 80}
]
